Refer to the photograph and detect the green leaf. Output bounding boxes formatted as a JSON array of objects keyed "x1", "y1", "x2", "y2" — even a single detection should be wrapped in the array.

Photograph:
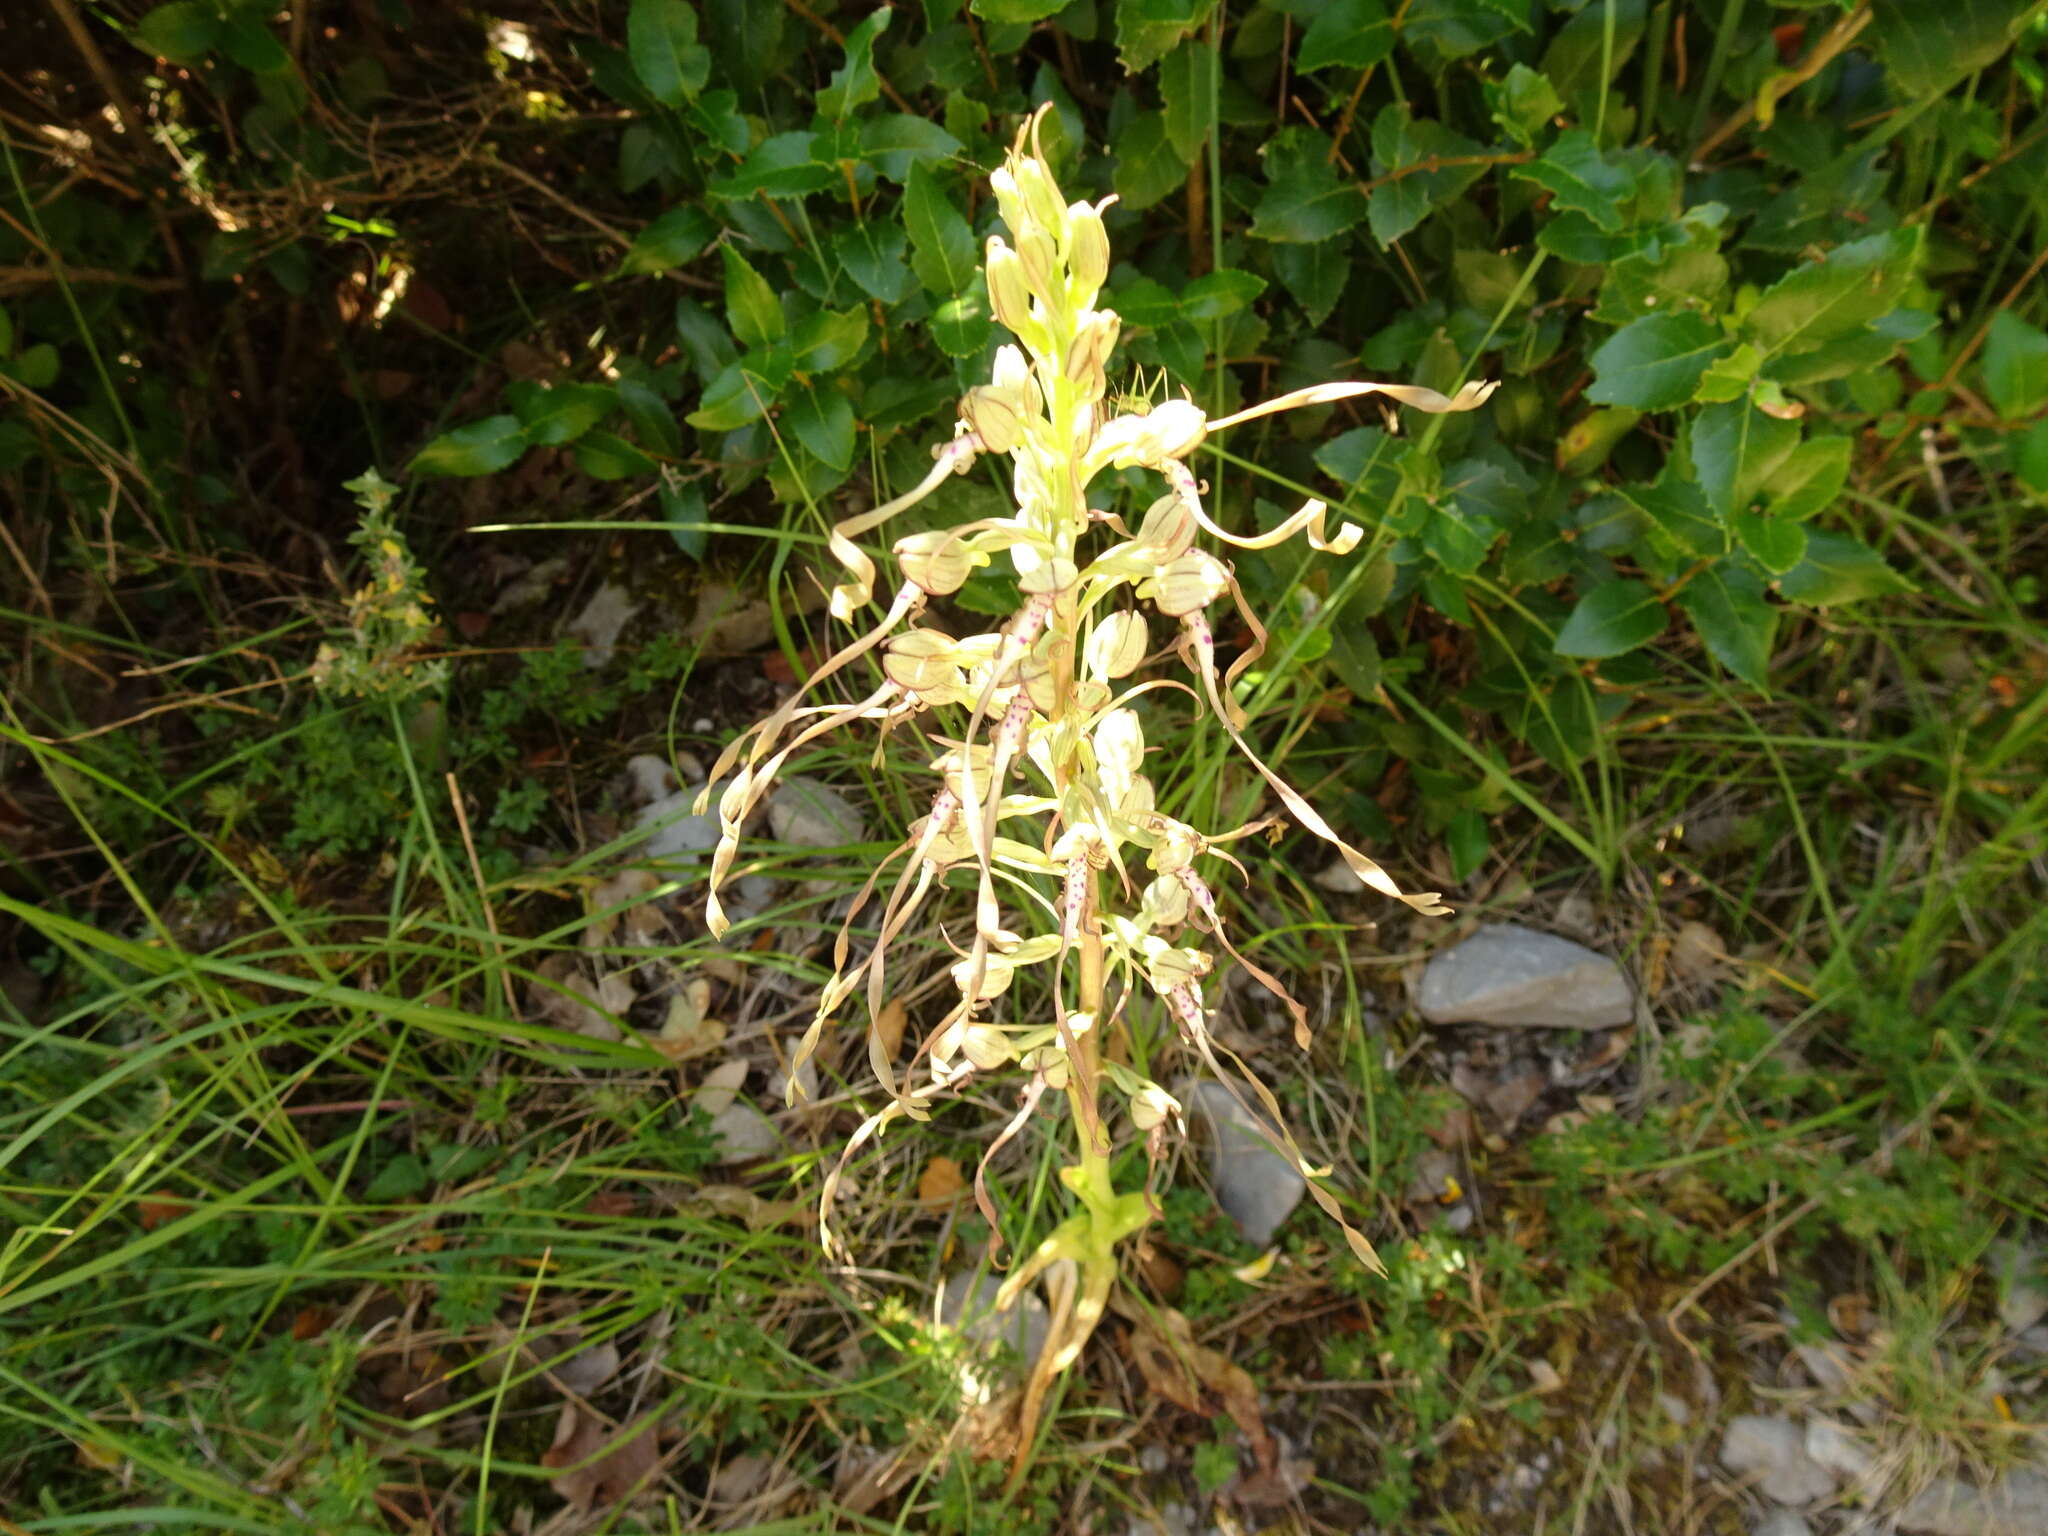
[
  {"x1": 1251, "y1": 148, "x2": 1368, "y2": 243},
  {"x1": 1490, "y1": 63, "x2": 1562, "y2": 147},
  {"x1": 1732, "y1": 512, "x2": 1807, "y2": 574},
  {"x1": 2015, "y1": 420, "x2": 2048, "y2": 495},
  {"x1": 412, "y1": 416, "x2": 527, "y2": 477},
  {"x1": 0, "y1": 307, "x2": 11, "y2": 356},
  {"x1": 1693, "y1": 342, "x2": 1761, "y2": 404},
  {"x1": 617, "y1": 375, "x2": 683, "y2": 458},
  {"x1": 688, "y1": 359, "x2": 776, "y2": 430},
  {"x1": 1115, "y1": 0, "x2": 1216, "y2": 73},
  {"x1": 702, "y1": 0, "x2": 787, "y2": 92},
  {"x1": 1762, "y1": 435, "x2": 1850, "y2": 522},
  {"x1": 132, "y1": 2, "x2": 221, "y2": 64},
  {"x1": 835, "y1": 221, "x2": 914, "y2": 305},
  {"x1": 971, "y1": 0, "x2": 1069, "y2": 21},
  {"x1": 1297, "y1": 0, "x2": 1392, "y2": 72},
  {"x1": 1744, "y1": 228, "x2": 1922, "y2": 362},
  {"x1": 1446, "y1": 807, "x2": 1489, "y2": 883},
  {"x1": 721, "y1": 246, "x2": 785, "y2": 350},
  {"x1": 1983, "y1": 311, "x2": 2048, "y2": 420},
  {"x1": 507, "y1": 382, "x2": 615, "y2": 447},
  {"x1": 1593, "y1": 243, "x2": 1730, "y2": 327},
  {"x1": 1180, "y1": 269, "x2": 1265, "y2": 322},
  {"x1": 1676, "y1": 565, "x2": 1776, "y2": 690},
  {"x1": 1619, "y1": 477, "x2": 1725, "y2": 559},
  {"x1": 1513, "y1": 130, "x2": 1633, "y2": 233},
  {"x1": 930, "y1": 292, "x2": 992, "y2": 358},
  {"x1": 818, "y1": 9, "x2": 891, "y2": 119},
  {"x1": 364, "y1": 1154, "x2": 427, "y2": 1202},
  {"x1": 791, "y1": 306, "x2": 870, "y2": 373},
  {"x1": 861, "y1": 115, "x2": 964, "y2": 183},
  {"x1": 660, "y1": 477, "x2": 709, "y2": 561},
  {"x1": 1366, "y1": 105, "x2": 1487, "y2": 246},
  {"x1": 1114, "y1": 112, "x2": 1187, "y2": 213},
  {"x1": 618, "y1": 207, "x2": 717, "y2": 275},
  {"x1": 1158, "y1": 43, "x2": 1218, "y2": 163},
  {"x1": 4, "y1": 342, "x2": 58, "y2": 390},
  {"x1": 219, "y1": 14, "x2": 290, "y2": 73},
  {"x1": 1778, "y1": 529, "x2": 1911, "y2": 605},
  {"x1": 712, "y1": 132, "x2": 834, "y2": 199},
  {"x1": 627, "y1": 0, "x2": 710, "y2": 107},
  {"x1": 1586, "y1": 312, "x2": 1729, "y2": 411},
  {"x1": 1554, "y1": 579, "x2": 1668, "y2": 658},
  {"x1": 904, "y1": 163, "x2": 977, "y2": 296},
  {"x1": 1869, "y1": 0, "x2": 2032, "y2": 96},
  {"x1": 1690, "y1": 401, "x2": 1800, "y2": 521},
  {"x1": 785, "y1": 383, "x2": 857, "y2": 471},
  {"x1": 674, "y1": 298, "x2": 738, "y2": 381},
  {"x1": 1271, "y1": 240, "x2": 1349, "y2": 326},
  {"x1": 574, "y1": 430, "x2": 657, "y2": 480},
  {"x1": 1156, "y1": 320, "x2": 1206, "y2": 386}
]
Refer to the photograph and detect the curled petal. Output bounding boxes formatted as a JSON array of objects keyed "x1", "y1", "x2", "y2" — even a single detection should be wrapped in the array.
[
  {"x1": 828, "y1": 436, "x2": 982, "y2": 620},
  {"x1": 1206, "y1": 378, "x2": 1499, "y2": 434}
]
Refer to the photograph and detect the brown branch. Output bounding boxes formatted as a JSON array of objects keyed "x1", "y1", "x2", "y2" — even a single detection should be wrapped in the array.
[
  {"x1": 1356, "y1": 150, "x2": 1532, "y2": 198},
  {"x1": 0, "y1": 264, "x2": 180, "y2": 293},
  {"x1": 43, "y1": 0, "x2": 148, "y2": 146},
  {"x1": 1691, "y1": 5, "x2": 1872, "y2": 167}
]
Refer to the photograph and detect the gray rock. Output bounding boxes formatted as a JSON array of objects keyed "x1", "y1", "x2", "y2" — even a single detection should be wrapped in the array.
[
  {"x1": 634, "y1": 789, "x2": 721, "y2": 864},
  {"x1": 938, "y1": 1272, "x2": 1051, "y2": 1368},
  {"x1": 1751, "y1": 1512, "x2": 1813, "y2": 1536},
  {"x1": 705, "y1": 1100, "x2": 781, "y2": 1162},
  {"x1": 1419, "y1": 923, "x2": 1634, "y2": 1029},
  {"x1": 1803, "y1": 1416, "x2": 1874, "y2": 1486},
  {"x1": 1897, "y1": 1468, "x2": 2048, "y2": 1536},
  {"x1": 1719, "y1": 1414, "x2": 1836, "y2": 1507},
  {"x1": 770, "y1": 775, "x2": 866, "y2": 849},
  {"x1": 1183, "y1": 1082, "x2": 1305, "y2": 1246},
  {"x1": 1997, "y1": 1241, "x2": 2048, "y2": 1335}
]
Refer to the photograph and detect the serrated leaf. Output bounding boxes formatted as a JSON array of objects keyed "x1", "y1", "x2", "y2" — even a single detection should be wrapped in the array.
[
  {"x1": 712, "y1": 132, "x2": 834, "y2": 200},
  {"x1": 791, "y1": 306, "x2": 870, "y2": 373},
  {"x1": 1554, "y1": 579, "x2": 1667, "y2": 658},
  {"x1": 931, "y1": 292, "x2": 992, "y2": 358},
  {"x1": 785, "y1": 383, "x2": 857, "y2": 470},
  {"x1": 861, "y1": 115, "x2": 963, "y2": 183},
  {"x1": 674, "y1": 297, "x2": 738, "y2": 381},
  {"x1": 904, "y1": 163, "x2": 976, "y2": 296},
  {"x1": 1732, "y1": 512, "x2": 1807, "y2": 574},
  {"x1": 1271, "y1": 239, "x2": 1350, "y2": 326},
  {"x1": 1618, "y1": 477, "x2": 1725, "y2": 559},
  {"x1": 1114, "y1": 112, "x2": 1186, "y2": 213},
  {"x1": 1778, "y1": 529, "x2": 1911, "y2": 605},
  {"x1": 1690, "y1": 401, "x2": 1800, "y2": 521},
  {"x1": 1869, "y1": 0, "x2": 2032, "y2": 96},
  {"x1": 1159, "y1": 43, "x2": 1218, "y2": 163},
  {"x1": 971, "y1": 0, "x2": 1069, "y2": 21},
  {"x1": 219, "y1": 15, "x2": 290, "y2": 72},
  {"x1": 133, "y1": 1, "x2": 221, "y2": 63},
  {"x1": 1297, "y1": 0, "x2": 1392, "y2": 72},
  {"x1": 702, "y1": 0, "x2": 787, "y2": 92},
  {"x1": 1180, "y1": 268, "x2": 1265, "y2": 322},
  {"x1": 721, "y1": 246, "x2": 785, "y2": 351},
  {"x1": 818, "y1": 9, "x2": 890, "y2": 118},
  {"x1": 1586, "y1": 311, "x2": 1729, "y2": 411},
  {"x1": 1762, "y1": 435, "x2": 1850, "y2": 522},
  {"x1": 507, "y1": 381, "x2": 615, "y2": 447},
  {"x1": 618, "y1": 207, "x2": 717, "y2": 275},
  {"x1": 1983, "y1": 311, "x2": 2048, "y2": 420},
  {"x1": 835, "y1": 221, "x2": 914, "y2": 305},
  {"x1": 412, "y1": 416, "x2": 527, "y2": 477},
  {"x1": 628, "y1": 0, "x2": 709, "y2": 107},
  {"x1": 1366, "y1": 105, "x2": 1487, "y2": 246},
  {"x1": 1745, "y1": 227, "x2": 1922, "y2": 361},
  {"x1": 574, "y1": 429, "x2": 657, "y2": 480},
  {"x1": 1514, "y1": 130, "x2": 1634, "y2": 233},
  {"x1": 1116, "y1": 0, "x2": 1216, "y2": 73},
  {"x1": 1677, "y1": 565, "x2": 1776, "y2": 690},
  {"x1": 617, "y1": 375, "x2": 683, "y2": 458},
  {"x1": 1252, "y1": 148, "x2": 1368, "y2": 243},
  {"x1": 1693, "y1": 341, "x2": 1761, "y2": 403},
  {"x1": 1490, "y1": 63, "x2": 1562, "y2": 147},
  {"x1": 688, "y1": 358, "x2": 778, "y2": 430}
]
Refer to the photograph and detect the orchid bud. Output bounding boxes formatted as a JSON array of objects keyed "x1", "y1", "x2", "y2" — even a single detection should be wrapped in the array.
[
  {"x1": 882, "y1": 629, "x2": 964, "y2": 694},
  {"x1": 1066, "y1": 200, "x2": 1109, "y2": 295},
  {"x1": 985, "y1": 237, "x2": 1035, "y2": 336},
  {"x1": 893, "y1": 530, "x2": 981, "y2": 596},
  {"x1": 1140, "y1": 873, "x2": 1189, "y2": 929},
  {"x1": 1065, "y1": 310, "x2": 1120, "y2": 401},
  {"x1": 1142, "y1": 550, "x2": 1229, "y2": 617},
  {"x1": 1129, "y1": 1082, "x2": 1180, "y2": 1131},
  {"x1": 1084, "y1": 610, "x2": 1148, "y2": 681},
  {"x1": 963, "y1": 384, "x2": 1027, "y2": 455},
  {"x1": 1011, "y1": 154, "x2": 1068, "y2": 241},
  {"x1": 1134, "y1": 492, "x2": 1198, "y2": 562},
  {"x1": 1017, "y1": 228, "x2": 1060, "y2": 307}
]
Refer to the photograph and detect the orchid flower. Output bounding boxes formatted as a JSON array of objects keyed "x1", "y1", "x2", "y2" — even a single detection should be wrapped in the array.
[{"x1": 696, "y1": 108, "x2": 1495, "y2": 1474}]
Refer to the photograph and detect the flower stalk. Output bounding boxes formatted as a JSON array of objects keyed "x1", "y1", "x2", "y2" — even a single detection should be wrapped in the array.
[{"x1": 697, "y1": 107, "x2": 1495, "y2": 1470}]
